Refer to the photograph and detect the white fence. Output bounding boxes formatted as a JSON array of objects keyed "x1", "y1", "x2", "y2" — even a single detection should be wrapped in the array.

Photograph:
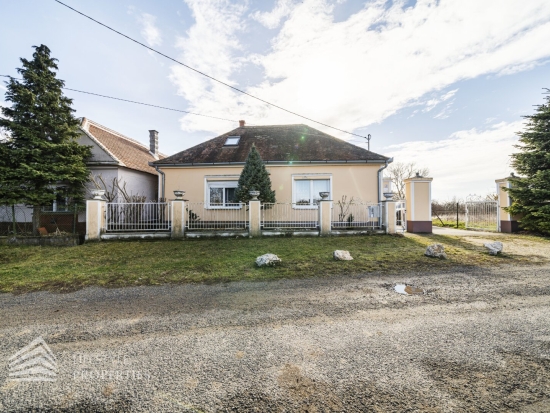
[
  {"x1": 331, "y1": 202, "x2": 383, "y2": 230},
  {"x1": 465, "y1": 201, "x2": 498, "y2": 231},
  {"x1": 106, "y1": 202, "x2": 170, "y2": 232},
  {"x1": 396, "y1": 201, "x2": 406, "y2": 232},
  {"x1": 186, "y1": 202, "x2": 248, "y2": 231},
  {"x1": 261, "y1": 203, "x2": 319, "y2": 229}
]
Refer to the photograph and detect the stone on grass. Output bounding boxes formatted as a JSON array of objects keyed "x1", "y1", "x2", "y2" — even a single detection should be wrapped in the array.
[
  {"x1": 484, "y1": 241, "x2": 503, "y2": 256},
  {"x1": 425, "y1": 244, "x2": 447, "y2": 259},
  {"x1": 256, "y1": 253, "x2": 281, "y2": 267},
  {"x1": 333, "y1": 250, "x2": 353, "y2": 261}
]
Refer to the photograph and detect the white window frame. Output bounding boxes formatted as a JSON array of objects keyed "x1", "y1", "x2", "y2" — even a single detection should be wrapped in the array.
[
  {"x1": 205, "y1": 180, "x2": 242, "y2": 209},
  {"x1": 291, "y1": 174, "x2": 332, "y2": 209}
]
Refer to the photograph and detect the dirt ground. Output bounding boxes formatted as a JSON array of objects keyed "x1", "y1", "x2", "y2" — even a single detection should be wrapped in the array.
[{"x1": 0, "y1": 233, "x2": 549, "y2": 412}]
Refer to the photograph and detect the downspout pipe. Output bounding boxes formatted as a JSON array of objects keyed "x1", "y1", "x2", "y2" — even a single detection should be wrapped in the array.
[
  {"x1": 377, "y1": 157, "x2": 393, "y2": 203},
  {"x1": 155, "y1": 166, "x2": 165, "y2": 201}
]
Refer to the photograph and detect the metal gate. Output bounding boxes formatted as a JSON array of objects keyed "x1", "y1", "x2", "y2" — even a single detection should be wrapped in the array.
[
  {"x1": 396, "y1": 201, "x2": 407, "y2": 233},
  {"x1": 465, "y1": 201, "x2": 498, "y2": 231},
  {"x1": 106, "y1": 202, "x2": 171, "y2": 232}
]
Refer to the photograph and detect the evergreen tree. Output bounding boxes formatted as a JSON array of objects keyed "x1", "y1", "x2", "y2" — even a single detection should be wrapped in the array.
[
  {"x1": 506, "y1": 90, "x2": 550, "y2": 234},
  {"x1": 235, "y1": 144, "x2": 276, "y2": 203},
  {"x1": 0, "y1": 45, "x2": 91, "y2": 231}
]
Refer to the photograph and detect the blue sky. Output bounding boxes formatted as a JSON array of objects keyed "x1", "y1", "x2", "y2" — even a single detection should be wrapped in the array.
[{"x1": 1, "y1": 0, "x2": 550, "y2": 199}]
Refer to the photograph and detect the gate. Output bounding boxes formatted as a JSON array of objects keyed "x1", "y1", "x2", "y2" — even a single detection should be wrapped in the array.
[
  {"x1": 106, "y1": 202, "x2": 170, "y2": 232},
  {"x1": 465, "y1": 201, "x2": 498, "y2": 231},
  {"x1": 396, "y1": 201, "x2": 406, "y2": 233}
]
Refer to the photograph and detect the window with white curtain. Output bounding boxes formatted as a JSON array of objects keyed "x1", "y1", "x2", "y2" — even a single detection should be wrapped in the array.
[{"x1": 293, "y1": 178, "x2": 331, "y2": 208}]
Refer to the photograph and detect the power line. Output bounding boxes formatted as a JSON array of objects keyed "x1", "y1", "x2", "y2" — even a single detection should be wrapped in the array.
[
  {"x1": 52, "y1": 0, "x2": 371, "y2": 141},
  {"x1": 0, "y1": 74, "x2": 237, "y2": 124}
]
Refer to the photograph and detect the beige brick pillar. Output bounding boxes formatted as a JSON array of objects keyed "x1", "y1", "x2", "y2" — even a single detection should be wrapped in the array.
[
  {"x1": 171, "y1": 200, "x2": 186, "y2": 238},
  {"x1": 496, "y1": 177, "x2": 519, "y2": 233},
  {"x1": 384, "y1": 201, "x2": 397, "y2": 234},
  {"x1": 318, "y1": 199, "x2": 332, "y2": 236},
  {"x1": 249, "y1": 200, "x2": 261, "y2": 237},
  {"x1": 85, "y1": 199, "x2": 106, "y2": 241},
  {"x1": 404, "y1": 176, "x2": 433, "y2": 233}
]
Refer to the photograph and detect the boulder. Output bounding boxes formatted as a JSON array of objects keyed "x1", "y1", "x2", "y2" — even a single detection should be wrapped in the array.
[
  {"x1": 256, "y1": 253, "x2": 281, "y2": 267},
  {"x1": 484, "y1": 241, "x2": 503, "y2": 256},
  {"x1": 425, "y1": 244, "x2": 447, "y2": 259},
  {"x1": 333, "y1": 250, "x2": 353, "y2": 261}
]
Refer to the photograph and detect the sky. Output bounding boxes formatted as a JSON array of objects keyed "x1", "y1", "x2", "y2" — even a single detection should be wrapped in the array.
[{"x1": 1, "y1": 0, "x2": 550, "y2": 200}]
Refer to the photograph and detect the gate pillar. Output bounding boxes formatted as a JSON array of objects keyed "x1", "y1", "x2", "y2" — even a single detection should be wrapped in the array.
[
  {"x1": 85, "y1": 197, "x2": 106, "y2": 242},
  {"x1": 404, "y1": 175, "x2": 433, "y2": 233},
  {"x1": 496, "y1": 177, "x2": 520, "y2": 233}
]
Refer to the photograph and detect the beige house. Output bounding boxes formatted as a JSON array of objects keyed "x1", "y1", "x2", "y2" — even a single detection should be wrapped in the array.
[{"x1": 151, "y1": 121, "x2": 392, "y2": 208}]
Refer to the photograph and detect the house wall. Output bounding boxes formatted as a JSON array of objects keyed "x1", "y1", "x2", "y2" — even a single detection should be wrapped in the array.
[
  {"x1": 117, "y1": 167, "x2": 158, "y2": 201},
  {"x1": 160, "y1": 164, "x2": 381, "y2": 204},
  {"x1": 86, "y1": 166, "x2": 158, "y2": 202},
  {"x1": 78, "y1": 132, "x2": 114, "y2": 163}
]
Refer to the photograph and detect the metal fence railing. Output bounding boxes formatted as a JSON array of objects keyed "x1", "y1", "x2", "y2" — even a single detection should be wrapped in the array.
[
  {"x1": 396, "y1": 201, "x2": 406, "y2": 232},
  {"x1": 106, "y1": 202, "x2": 170, "y2": 232},
  {"x1": 465, "y1": 201, "x2": 498, "y2": 231},
  {"x1": 331, "y1": 202, "x2": 383, "y2": 230},
  {"x1": 0, "y1": 204, "x2": 85, "y2": 236},
  {"x1": 261, "y1": 203, "x2": 318, "y2": 230},
  {"x1": 185, "y1": 202, "x2": 248, "y2": 231}
]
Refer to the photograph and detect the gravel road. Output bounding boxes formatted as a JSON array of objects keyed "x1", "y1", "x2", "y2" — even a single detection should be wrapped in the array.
[{"x1": 1, "y1": 263, "x2": 549, "y2": 412}]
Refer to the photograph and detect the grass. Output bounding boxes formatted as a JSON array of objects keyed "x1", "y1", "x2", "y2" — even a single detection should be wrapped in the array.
[
  {"x1": 432, "y1": 219, "x2": 466, "y2": 229},
  {"x1": 0, "y1": 234, "x2": 532, "y2": 293}
]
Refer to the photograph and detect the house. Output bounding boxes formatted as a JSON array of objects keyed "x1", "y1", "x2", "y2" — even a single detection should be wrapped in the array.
[
  {"x1": 151, "y1": 121, "x2": 392, "y2": 208},
  {"x1": 1, "y1": 118, "x2": 164, "y2": 235},
  {"x1": 78, "y1": 118, "x2": 163, "y2": 203}
]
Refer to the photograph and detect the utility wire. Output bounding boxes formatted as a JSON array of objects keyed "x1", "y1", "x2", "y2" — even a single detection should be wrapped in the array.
[
  {"x1": 0, "y1": 74, "x2": 238, "y2": 124},
  {"x1": 52, "y1": 0, "x2": 371, "y2": 142}
]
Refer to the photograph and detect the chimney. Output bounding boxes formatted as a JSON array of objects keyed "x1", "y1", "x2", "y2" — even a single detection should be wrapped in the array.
[
  {"x1": 149, "y1": 130, "x2": 159, "y2": 158},
  {"x1": 239, "y1": 120, "x2": 245, "y2": 128}
]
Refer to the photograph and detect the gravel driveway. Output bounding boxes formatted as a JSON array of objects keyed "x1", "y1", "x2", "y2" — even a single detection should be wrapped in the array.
[{"x1": 1, "y1": 262, "x2": 549, "y2": 412}]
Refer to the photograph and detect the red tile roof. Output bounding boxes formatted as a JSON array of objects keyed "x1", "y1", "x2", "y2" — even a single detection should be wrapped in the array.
[{"x1": 81, "y1": 118, "x2": 163, "y2": 175}]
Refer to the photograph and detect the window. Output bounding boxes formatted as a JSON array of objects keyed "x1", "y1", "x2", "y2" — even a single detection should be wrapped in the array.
[
  {"x1": 293, "y1": 178, "x2": 330, "y2": 208},
  {"x1": 207, "y1": 181, "x2": 241, "y2": 208},
  {"x1": 224, "y1": 136, "x2": 240, "y2": 146}
]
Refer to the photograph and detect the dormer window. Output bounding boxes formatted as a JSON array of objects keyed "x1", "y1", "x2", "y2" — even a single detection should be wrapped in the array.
[{"x1": 224, "y1": 136, "x2": 240, "y2": 146}]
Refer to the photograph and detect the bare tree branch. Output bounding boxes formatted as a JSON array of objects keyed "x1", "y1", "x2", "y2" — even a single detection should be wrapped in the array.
[{"x1": 386, "y1": 162, "x2": 430, "y2": 200}]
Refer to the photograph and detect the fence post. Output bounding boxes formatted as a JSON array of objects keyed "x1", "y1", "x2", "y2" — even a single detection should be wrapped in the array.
[
  {"x1": 496, "y1": 176, "x2": 520, "y2": 232},
  {"x1": 383, "y1": 201, "x2": 397, "y2": 234},
  {"x1": 318, "y1": 199, "x2": 332, "y2": 236},
  {"x1": 85, "y1": 197, "x2": 106, "y2": 241},
  {"x1": 11, "y1": 204, "x2": 16, "y2": 235},
  {"x1": 404, "y1": 175, "x2": 433, "y2": 233},
  {"x1": 171, "y1": 199, "x2": 186, "y2": 239},
  {"x1": 456, "y1": 202, "x2": 459, "y2": 228},
  {"x1": 249, "y1": 200, "x2": 261, "y2": 237}
]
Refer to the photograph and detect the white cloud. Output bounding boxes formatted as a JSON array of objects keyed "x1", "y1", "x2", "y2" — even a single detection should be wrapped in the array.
[
  {"x1": 169, "y1": 0, "x2": 550, "y2": 139},
  {"x1": 251, "y1": 0, "x2": 296, "y2": 30},
  {"x1": 137, "y1": 12, "x2": 162, "y2": 47},
  {"x1": 422, "y1": 89, "x2": 458, "y2": 113},
  {"x1": 169, "y1": 0, "x2": 249, "y2": 133},
  {"x1": 384, "y1": 121, "x2": 523, "y2": 200}
]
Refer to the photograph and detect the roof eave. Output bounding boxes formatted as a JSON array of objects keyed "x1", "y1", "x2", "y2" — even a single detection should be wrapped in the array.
[{"x1": 151, "y1": 159, "x2": 389, "y2": 167}]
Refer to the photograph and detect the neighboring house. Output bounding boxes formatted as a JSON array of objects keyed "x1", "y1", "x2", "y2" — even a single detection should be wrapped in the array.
[
  {"x1": 78, "y1": 118, "x2": 164, "y2": 203},
  {"x1": 151, "y1": 121, "x2": 392, "y2": 207}
]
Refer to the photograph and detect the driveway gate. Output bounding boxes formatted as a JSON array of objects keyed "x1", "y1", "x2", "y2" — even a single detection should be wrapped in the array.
[{"x1": 465, "y1": 201, "x2": 498, "y2": 231}]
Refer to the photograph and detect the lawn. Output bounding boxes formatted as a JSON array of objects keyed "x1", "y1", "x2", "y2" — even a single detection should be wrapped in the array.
[{"x1": 0, "y1": 234, "x2": 525, "y2": 293}]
